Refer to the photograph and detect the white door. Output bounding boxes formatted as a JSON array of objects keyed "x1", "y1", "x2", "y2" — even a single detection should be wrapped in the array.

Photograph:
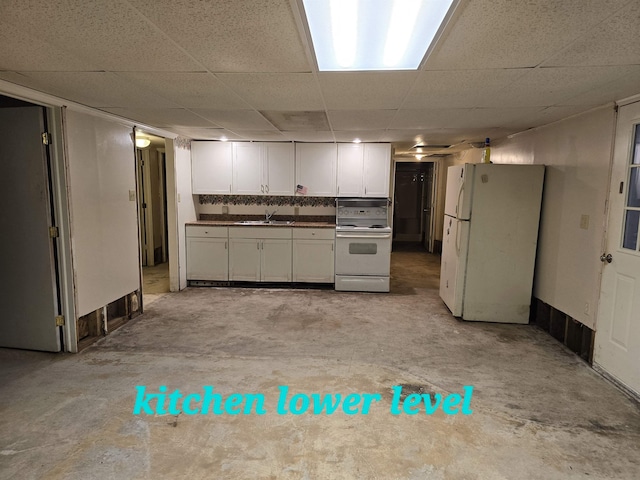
[
  {"x1": 439, "y1": 215, "x2": 467, "y2": 317},
  {"x1": 262, "y1": 239, "x2": 292, "y2": 282},
  {"x1": 264, "y1": 143, "x2": 294, "y2": 195},
  {"x1": 191, "y1": 141, "x2": 232, "y2": 194},
  {"x1": 594, "y1": 101, "x2": 640, "y2": 396},
  {"x1": 295, "y1": 143, "x2": 337, "y2": 196},
  {"x1": 337, "y1": 143, "x2": 363, "y2": 197},
  {"x1": 186, "y1": 237, "x2": 229, "y2": 281},
  {"x1": 233, "y1": 142, "x2": 262, "y2": 194},
  {"x1": 229, "y1": 238, "x2": 261, "y2": 281},
  {"x1": 0, "y1": 106, "x2": 61, "y2": 351},
  {"x1": 363, "y1": 144, "x2": 391, "y2": 197}
]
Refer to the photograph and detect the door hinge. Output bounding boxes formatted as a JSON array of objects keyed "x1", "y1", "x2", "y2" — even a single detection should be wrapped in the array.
[
  {"x1": 55, "y1": 315, "x2": 65, "y2": 327},
  {"x1": 42, "y1": 132, "x2": 52, "y2": 145},
  {"x1": 49, "y1": 226, "x2": 59, "y2": 238}
]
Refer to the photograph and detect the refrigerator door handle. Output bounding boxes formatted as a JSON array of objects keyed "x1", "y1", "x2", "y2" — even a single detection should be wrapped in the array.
[
  {"x1": 456, "y1": 180, "x2": 465, "y2": 217},
  {"x1": 455, "y1": 220, "x2": 461, "y2": 255}
]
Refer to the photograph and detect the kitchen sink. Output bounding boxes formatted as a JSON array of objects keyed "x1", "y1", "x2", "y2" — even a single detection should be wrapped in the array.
[{"x1": 234, "y1": 220, "x2": 294, "y2": 225}]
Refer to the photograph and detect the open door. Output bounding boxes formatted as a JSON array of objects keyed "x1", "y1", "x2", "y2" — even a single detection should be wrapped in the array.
[
  {"x1": 0, "y1": 105, "x2": 62, "y2": 352},
  {"x1": 594, "y1": 101, "x2": 640, "y2": 397}
]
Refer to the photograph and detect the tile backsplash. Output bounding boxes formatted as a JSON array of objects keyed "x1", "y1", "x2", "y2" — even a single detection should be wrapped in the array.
[{"x1": 197, "y1": 195, "x2": 336, "y2": 217}]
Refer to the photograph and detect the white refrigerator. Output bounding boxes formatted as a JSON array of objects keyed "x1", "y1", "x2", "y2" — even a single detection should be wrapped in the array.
[{"x1": 439, "y1": 163, "x2": 545, "y2": 323}]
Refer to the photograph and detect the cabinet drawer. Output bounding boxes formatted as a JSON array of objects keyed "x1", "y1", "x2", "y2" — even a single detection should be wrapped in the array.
[
  {"x1": 229, "y1": 227, "x2": 293, "y2": 239},
  {"x1": 186, "y1": 226, "x2": 228, "y2": 238},
  {"x1": 293, "y1": 228, "x2": 335, "y2": 240}
]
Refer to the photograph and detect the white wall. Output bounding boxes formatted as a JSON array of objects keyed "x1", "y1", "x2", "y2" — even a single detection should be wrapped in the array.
[
  {"x1": 65, "y1": 110, "x2": 140, "y2": 316},
  {"x1": 491, "y1": 106, "x2": 615, "y2": 328},
  {"x1": 172, "y1": 140, "x2": 197, "y2": 290}
]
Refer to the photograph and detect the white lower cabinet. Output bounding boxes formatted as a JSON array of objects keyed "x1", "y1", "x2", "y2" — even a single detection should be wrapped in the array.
[
  {"x1": 186, "y1": 226, "x2": 229, "y2": 281},
  {"x1": 293, "y1": 229, "x2": 335, "y2": 283},
  {"x1": 229, "y1": 227, "x2": 292, "y2": 282}
]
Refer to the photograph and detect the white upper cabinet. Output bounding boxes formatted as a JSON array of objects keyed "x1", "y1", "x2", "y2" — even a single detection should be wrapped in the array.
[
  {"x1": 232, "y1": 143, "x2": 262, "y2": 194},
  {"x1": 295, "y1": 143, "x2": 337, "y2": 196},
  {"x1": 363, "y1": 143, "x2": 391, "y2": 197},
  {"x1": 232, "y1": 142, "x2": 294, "y2": 195},
  {"x1": 337, "y1": 143, "x2": 364, "y2": 197},
  {"x1": 191, "y1": 141, "x2": 233, "y2": 194},
  {"x1": 263, "y1": 143, "x2": 295, "y2": 196}
]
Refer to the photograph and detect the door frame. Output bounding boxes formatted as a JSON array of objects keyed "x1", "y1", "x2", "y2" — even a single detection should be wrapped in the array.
[{"x1": 47, "y1": 107, "x2": 78, "y2": 352}]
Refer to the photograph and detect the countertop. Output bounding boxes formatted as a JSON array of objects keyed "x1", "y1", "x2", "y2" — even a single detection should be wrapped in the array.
[{"x1": 186, "y1": 220, "x2": 335, "y2": 228}]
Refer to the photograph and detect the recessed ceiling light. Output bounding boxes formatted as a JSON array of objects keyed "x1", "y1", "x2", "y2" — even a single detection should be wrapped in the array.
[
  {"x1": 220, "y1": 136, "x2": 228, "y2": 142},
  {"x1": 302, "y1": 0, "x2": 457, "y2": 71},
  {"x1": 353, "y1": 138, "x2": 362, "y2": 143}
]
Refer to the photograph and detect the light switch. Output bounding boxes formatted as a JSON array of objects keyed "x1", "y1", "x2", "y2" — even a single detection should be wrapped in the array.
[
  {"x1": 128, "y1": 190, "x2": 136, "y2": 201},
  {"x1": 580, "y1": 214, "x2": 589, "y2": 230}
]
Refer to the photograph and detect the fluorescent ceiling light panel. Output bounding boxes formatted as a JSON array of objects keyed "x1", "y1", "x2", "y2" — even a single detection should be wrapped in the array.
[{"x1": 303, "y1": 0, "x2": 456, "y2": 71}]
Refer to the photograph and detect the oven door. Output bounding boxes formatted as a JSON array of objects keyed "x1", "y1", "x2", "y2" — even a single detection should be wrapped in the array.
[{"x1": 335, "y1": 231, "x2": 391, "y2": 276}]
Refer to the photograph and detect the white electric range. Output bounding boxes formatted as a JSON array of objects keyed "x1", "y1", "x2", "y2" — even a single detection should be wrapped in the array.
[{"x1": 335, "y1": 198, "x2": 392, "y2": 292}]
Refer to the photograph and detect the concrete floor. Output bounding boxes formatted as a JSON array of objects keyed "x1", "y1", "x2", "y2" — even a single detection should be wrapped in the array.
[{"x1": 1, "y1": 248, "x2": 640, "y2": 479}]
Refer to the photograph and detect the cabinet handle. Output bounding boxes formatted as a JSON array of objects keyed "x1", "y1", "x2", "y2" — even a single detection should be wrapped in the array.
[
  {"x1": 257, "y1": 242, "x2": 259, "y2": 250},
  {"x1": 261, "y1": 185, "x2": 264, "y2": 193},
  {"x1": 266, "y1": 185, "x2": 269, "y2": 194},
  {"x1": 229, "y1": 184, "x2": 231, "y2": 192},
  {"x1": 337, "y1": 185, "x2": 340, "y2": 194},
  {"x1": 364, "y1": 186, "x2": 367, "y2": 195},
  {"x1": 331, "y1": 243, "x2": 334, "y2": 252},
  {"x1": 225, "y1": 241, "x2": 227, "y2": 250}
]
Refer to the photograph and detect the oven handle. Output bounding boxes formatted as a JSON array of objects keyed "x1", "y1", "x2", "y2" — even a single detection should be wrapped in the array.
[{"x1": 336, "y1": 233, "x2": 392, "y2": 239}]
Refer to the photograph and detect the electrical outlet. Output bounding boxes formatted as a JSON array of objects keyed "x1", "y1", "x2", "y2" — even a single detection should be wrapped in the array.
[
  {"x1": 128, "y1": 190, "x2": 136, "y2": 201},
  {"x1": 222, "y1": 206, "x2": 229, "y2": 214},
  {"x1": 580, "y1": 214, "x2": 589, "y2": 230},
  {"x1": 294, "y1": 206, "x2": 300, "y2": 216},
  {"x1": 584, "y1": 302, "x2": 590, "y2": 315}
]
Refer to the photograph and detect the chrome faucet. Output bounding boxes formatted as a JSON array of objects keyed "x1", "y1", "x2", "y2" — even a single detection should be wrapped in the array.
[{"x1": 265, "y1": 208, "x2": 278, "y2": 222}]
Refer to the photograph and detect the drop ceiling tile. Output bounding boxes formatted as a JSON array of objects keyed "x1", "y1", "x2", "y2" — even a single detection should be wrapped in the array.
[
  {"x1": 4, "y1": 72, "x2": 179, "y2": 108},
  {"x1": 542, "y1": 1, "x2": 640, "y2": 67},
  {"x1": 281, "y1": 131, "x2": 335, "y2": 142},
  {"x1": 117, "y1": 73, "x2": 249, "y2": 110},
  {"x1": 170, "y1": 128, "x2": 238, "y2": 141},
  {"x1": 216, "y1": 74, "x2": 324, "y2": 110},
  {"x1": 390, "y1": 107, "x2": 544, "y2": 130},
  {"x1": 231, "y1": 130, "x2": 288, "y2": 141},
  {"x1": 318, "y1": 72, "x2": 418, "y2": 110},
  {"x1": 102, "y1": 108, "x2": 218, "y2": 128},
  {"x1": 0, "y1": 21, "x2": 98, "y2": 72},
  {"x1": 493, "y1": 66, "x2": 640, "y2": 107},
  {"x1": 560, "y1": 66, "x2": 640, "y2": 106},
  {"x1": 127, "y1": 0, "x2": 310, "y2": 73},
  {"x1": 333, "y1": 131, "x2": 386, "y2": 143},
  {"x1": 0, "y1": 0, "x2": 201, "y2": 72},
  {"x1": 191, "y1": 110, "x2": 277, "y2": 130},
  {"x1": 425, "y1": 0, "x2": 628, "y2": 70},
  {"x1": 404, "y1": 69, "x2": 528, "y2": 109},
  {"x1": 328, "y1": 110, "x2": 397, "y2": 130}
]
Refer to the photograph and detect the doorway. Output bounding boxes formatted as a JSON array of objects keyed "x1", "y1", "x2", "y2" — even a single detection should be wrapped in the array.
[
  {"x1": 393, "y1": 161, "x2": 437, "y2": 251},
  {"x1": 0, "y1": 97, "x2": 64, "y2": 351},
  {"x1": 135, "y1": 131, "x2": 170, "y2": 307}
]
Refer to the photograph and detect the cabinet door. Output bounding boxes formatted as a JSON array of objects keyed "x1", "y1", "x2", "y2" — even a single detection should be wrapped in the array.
[
  {"x1": 264, "y1": 143, "x2": 294, "y2": 195},
  {"x1": 232, "y1": 142, "x2": 263, "y2": 194},
  {"x1": 261, "y1": 239, "x2": 292, "y2": 282},
  {"x1": 293, "y1": 240, "x2": 334, "y2": 283},
  {"x1": 191, "y1": 141, "x2": 232, "y2": 194},
  {"x1": 295, "y1": 143, "x2": 337, "y2": 196},
  {"x1": 229, "y1": 238, "x2": 261, "y2": 281},
  {"x1": 186, "y1": 237, "x2": 229, "y2": 281},
  {"x1": 363, "y1": 144, "x2": 391, "y2": 197},
  {"x1": 337, "y1": 143, "x2": 364, "y2": 197}
]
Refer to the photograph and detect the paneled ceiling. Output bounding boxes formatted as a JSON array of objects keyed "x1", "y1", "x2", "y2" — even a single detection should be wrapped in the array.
[{"x1": 1, "y1": 0, "x2": 639, "y2": 157}]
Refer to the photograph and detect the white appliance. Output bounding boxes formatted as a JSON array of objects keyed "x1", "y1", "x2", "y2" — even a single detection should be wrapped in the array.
[
  {"x1": 335, "y1": 198, "x2": 391, "y2": 292},
  {"x1": 440, "y1": 163, "x2": 545, "y2": 323}
]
